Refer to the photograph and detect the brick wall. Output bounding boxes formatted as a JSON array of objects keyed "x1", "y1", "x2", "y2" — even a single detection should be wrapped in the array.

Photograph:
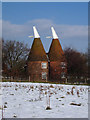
[
  {"x1": 49, "y1": 61, "x2": 67, "y2": 83},
  {"x1": 28, "y1": 61, "x2": 48, "y2": 82}
]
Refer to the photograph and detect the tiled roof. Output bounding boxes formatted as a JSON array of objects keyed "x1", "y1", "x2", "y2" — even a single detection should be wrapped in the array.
[
  {"x1": 48, "y1": 39, "x2": 65, "y2": 61},
  {"x1": 28, "y1": 38, "x2": 48, "y2": 61}
]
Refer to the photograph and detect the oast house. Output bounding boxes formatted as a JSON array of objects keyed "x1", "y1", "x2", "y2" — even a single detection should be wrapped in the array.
[{"x1": 27, "y1": 26, "x2": 67, "y2": 83}]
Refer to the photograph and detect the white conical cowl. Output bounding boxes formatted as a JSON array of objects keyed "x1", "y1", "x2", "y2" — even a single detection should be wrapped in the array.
[
  {"x1": 51, "y1": 27, "x2": 58, "y2": 39},
  {"x1": 33, "y1": 26, "x2": 40, "y2": 38}
]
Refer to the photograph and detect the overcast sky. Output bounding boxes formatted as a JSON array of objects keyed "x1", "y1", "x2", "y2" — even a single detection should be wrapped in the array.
[{"x1": 2, "y1": 2, "x2": 88, "y2": 53}]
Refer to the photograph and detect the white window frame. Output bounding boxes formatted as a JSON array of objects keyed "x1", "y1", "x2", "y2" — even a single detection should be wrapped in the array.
[
  {"x1": 41, "y1": 62, "x2": 47, "y2": 69},
  {"x1": 42, "y1": 72, "x2": 47, "y2": 80}
]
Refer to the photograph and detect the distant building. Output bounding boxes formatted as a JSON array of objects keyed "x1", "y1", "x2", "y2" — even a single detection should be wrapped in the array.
[{"x1": 27, "y1": 26, "x2": 67, "y2": 83}]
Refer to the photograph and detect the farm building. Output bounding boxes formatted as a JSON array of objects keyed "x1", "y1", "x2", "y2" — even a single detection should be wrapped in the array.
[{"x1": 27, "y1": 26, "x2": 67, "y2": 83}]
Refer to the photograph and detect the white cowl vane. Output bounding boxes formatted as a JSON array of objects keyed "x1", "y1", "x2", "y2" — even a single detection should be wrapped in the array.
[
  {"x1": 51, "y1": 27, "x2": 58, "y2": 39},
  {"x1": 33, "y1": 26, "x2": 40, "y2": 38}
]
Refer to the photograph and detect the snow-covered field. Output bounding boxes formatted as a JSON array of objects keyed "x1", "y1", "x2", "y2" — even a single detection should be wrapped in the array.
[{"x1": 0, "y1": 82, "x2": 89, "y2": 119}]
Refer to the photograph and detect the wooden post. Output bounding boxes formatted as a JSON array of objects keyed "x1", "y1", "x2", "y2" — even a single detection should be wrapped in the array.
[
  {"x1": 85, "y1": 78, "x2": 87, "y2": 84},
  {"x1": 2, "y1": 105, "x2": 3, "y2": 119},
  {"x1": 66, "y1": 78, "x2": 68, "y2": 84},
  {"x1": 29, "y1": 76, "x2": 30, "y2": 82},
  {"x1": 46, "y1": 75, "x2": 47, "y2": 82},
  {"x1": 49, "y1": 95, "x2": 50, "y2": 108}
]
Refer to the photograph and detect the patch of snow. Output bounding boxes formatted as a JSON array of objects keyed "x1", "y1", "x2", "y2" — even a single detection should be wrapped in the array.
[{"x1": 1, "y1": 82, "x2": 88, "y2": 118}]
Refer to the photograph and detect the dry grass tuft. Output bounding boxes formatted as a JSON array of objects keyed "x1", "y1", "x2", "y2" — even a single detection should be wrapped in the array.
[
  {"x1": 46, "y1": 106, "x2": 51, "y2": 110},
  {"x1": 50, "y1": 85, "x2": 54, "y2": 88},
  {"x1": 70, "y1": 103, "x2": 81, "y2": 106}
]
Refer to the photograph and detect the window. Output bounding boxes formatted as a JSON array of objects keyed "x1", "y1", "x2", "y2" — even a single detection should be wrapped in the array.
[
  {"x1": 61, "y1": 72, "x2": 66, "y2": 79},
  {"x1": 41, "y1": 62, "x2": 47, "y2": 69},
  {"x1": 61, "y1": 62, "x2": 66, "y2": 69},
  {"x1": 42, "y1": 72, "x2": 47, "y2": 79}
]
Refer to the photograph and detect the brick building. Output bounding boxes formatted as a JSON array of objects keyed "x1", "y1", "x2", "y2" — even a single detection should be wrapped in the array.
[
  {"x1": 27, "y1": 26, "x2": 67, "y2": 83},
  {"x1": 27, "y1": 26, "x2": 48, "y2": 82},
  {"x1": 48, "y1": 27, "x2": 67, "y2": 83}
]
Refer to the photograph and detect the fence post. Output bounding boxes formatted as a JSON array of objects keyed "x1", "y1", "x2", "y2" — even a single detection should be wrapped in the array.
[
  {"x1": 2, "y1": 105, "x2": 3, "y2": 119},
  {"x1": 66, "y1": 78, "x2": 68, "y2": 84},
  {"x1": 29, "y1": 76, "x2": 30, "y2": 82},
  {"x1": 85, "y1": 78, "x2": 87, "y2": 84}
]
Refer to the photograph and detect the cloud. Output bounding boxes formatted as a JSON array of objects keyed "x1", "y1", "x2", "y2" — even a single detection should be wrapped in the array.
[
  {"x1": 2, "y1": 19, "x2": 88, "y2": 40},
  {"x1": 2, "y1": 19, "x2": 88, "y2": 53},
  {"x1": 56, "y1": 24, "x2": 88, "y2": 38},
  {"x1": 2, "y1": 20, "x2": 29, "y2": 39}
]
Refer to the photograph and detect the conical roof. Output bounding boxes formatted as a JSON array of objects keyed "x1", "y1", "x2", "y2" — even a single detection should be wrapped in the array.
[
  {"x1": 48, "y1": 27, "x2": 64, "y2": 61},
  {"x1": 28, "y1": 26, "x2": 48, "y2": 61},
  {"x1": 48, "y1": 39, "x2": 64, "y2": 61},
  {"x1": 28, "y1": 38, "x2": 48, "y2": 61}
]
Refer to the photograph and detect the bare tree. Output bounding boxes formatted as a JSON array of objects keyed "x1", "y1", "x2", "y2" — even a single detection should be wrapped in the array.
[{"x1": 2, "y1": 40, "x2": 30, "y2": 79}]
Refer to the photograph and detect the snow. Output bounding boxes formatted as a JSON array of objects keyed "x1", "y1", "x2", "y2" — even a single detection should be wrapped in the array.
[
  {"x1": 0, "y1": 83, "x2": 2, "y2": 120},
  {"x1": 0, "y1": 82, "x2": 89, "y2": 119}
]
